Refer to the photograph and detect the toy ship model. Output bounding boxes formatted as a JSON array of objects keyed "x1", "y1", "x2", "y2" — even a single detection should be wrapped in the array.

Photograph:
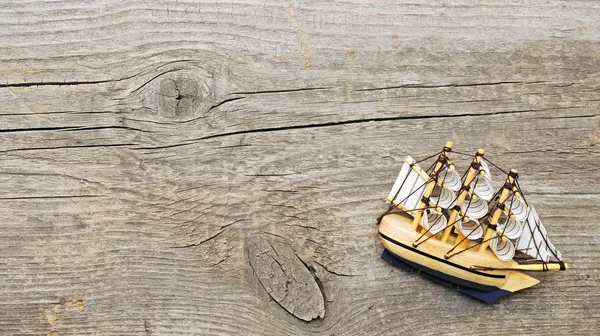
[{"x1": 378, "y1": 141, "x2": 567, "y2": 303}]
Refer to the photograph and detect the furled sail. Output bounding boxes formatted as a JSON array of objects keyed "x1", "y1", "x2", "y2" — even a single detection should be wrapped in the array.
[
  {"x1": 438, "y1": 166, "x2": 462, "y2": 191},
  {"x1": 515, "y1": 206, "x2": 563, "y2": 262},
  {"x1": 489, "y1": 232, "x2": 516, "y2": 261},
  {"x1": 455, "y1": 217, "x2": 485, "y2": 240},
  {"x1": 480, "y1": 159, "x2": 492, "y2": 180},
  {"x1": 471, "y1": 175, "x2": 494, "y2": 201},
  {"x1": 497, "y1": 214, "x2": 523, "y2": 240},
  {"x1": 430, "y1": 186, "x2": 457, "y2": 209},
  {"x1": 506, "y1": 194, "x2": 528, "y2": 221},
  {"x1": 421, "y1": 208, "x2": 447, "y2": 234},
  {"x1": 386, "y1": 156, "x2": 429, "y2": 211},
  {"x1": 461, "y1": 196, "x2": 488, "y2": 219}
]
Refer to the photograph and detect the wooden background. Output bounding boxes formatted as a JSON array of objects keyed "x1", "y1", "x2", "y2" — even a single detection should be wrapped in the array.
[{"x1": 1, "y1": 1, "x2": 599, "y2": 335}]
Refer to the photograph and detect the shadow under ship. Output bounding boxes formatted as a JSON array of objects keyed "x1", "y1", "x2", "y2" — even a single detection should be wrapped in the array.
[{"x1": 378, "y1": 141, "x2": 567, "y2": 303}]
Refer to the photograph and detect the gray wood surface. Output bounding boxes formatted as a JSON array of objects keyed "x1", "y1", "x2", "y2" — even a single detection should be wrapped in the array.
[{"x1": 1, "y1": 1, "x2": 599, "y2": 335}]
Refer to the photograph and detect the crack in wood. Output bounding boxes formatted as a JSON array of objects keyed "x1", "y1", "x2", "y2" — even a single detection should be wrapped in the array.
[
  {"x1": 176, "y1": 97, "x2": 246, "y2": 125},
  {"x1": 355, "y1": 80, "x2": 547, "y2": 92},
  {"x1": 170, "y1": 229, "x2": 225, "y2": 249},
  {"x1": 0, "y1": 125, "x2": 145, "y2": 134},
  {"x1": 170, "y1": 219, "x2": 247, "y2": 249},
  {"x1": 312, "y1": 260, "x2": 358, "y2": 277},
  {"x1": 0, "y1": 143, "x2": 136, "y2": 154},
  {"x1": 184, "y1": 108, "x2": 555, "y2": 142},
  {"x1": 0, "y1": 79, "x2": 114, "y2": 88},
  {"x1": 230, "y1": 87, "x2": 332, "y2": 95},
  {"x1": 0, "y1": 195, "x2": 104, "y2": 200}
]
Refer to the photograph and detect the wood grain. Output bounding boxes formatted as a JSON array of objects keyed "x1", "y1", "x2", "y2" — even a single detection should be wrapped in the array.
[{"x1": 0, "y1": 0, "x2": 599, "y2": 335}]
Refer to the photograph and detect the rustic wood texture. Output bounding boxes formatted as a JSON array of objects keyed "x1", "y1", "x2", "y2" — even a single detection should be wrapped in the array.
[{"x1": 0, "y1": 1, "x2": 599, "y2": 335}]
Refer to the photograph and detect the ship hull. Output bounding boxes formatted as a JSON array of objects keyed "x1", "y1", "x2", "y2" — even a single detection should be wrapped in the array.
[
  {"x1": 381, "y1": 249, "x2": 512, "y2": 303},
  {"x1": 379, "y1": 214, "x2": 540, "y2": 303}
]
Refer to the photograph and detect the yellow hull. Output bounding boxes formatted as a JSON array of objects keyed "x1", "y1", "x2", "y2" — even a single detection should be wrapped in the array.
[{"x1": 379, "y1": 214, "x2": 540, "y2": 294}]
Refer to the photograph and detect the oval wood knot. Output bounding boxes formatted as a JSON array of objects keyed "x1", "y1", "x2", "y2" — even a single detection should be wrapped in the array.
[
  {"x1": 155, "y1": 71, "x2": 216, "y2": 120},
  {"x1": 247, "y1": 236, "x2": 326, "y2": 321}
]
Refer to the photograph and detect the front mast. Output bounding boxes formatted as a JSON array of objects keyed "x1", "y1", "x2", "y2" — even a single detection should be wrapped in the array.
[{"x1": 411, "y1": 141, "x2": 452, "y2": 231}]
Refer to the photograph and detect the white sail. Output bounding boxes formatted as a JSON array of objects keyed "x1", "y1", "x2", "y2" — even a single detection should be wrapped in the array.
[
  {"x1": 547, "y1": 241, "x2": 563, "y2": 261},
  {"x1": 480, "y1": 159, "x2": 492, "y2": 180},
  {"x1": 471, "y1": 176, "x2": 494, "y2": 201},
  {"x1": 461, "y1": 196, "x2": 488, "y2": 219},
  {"x1": 515, "y1": 206, "x2": 562, "y2": 262},
  {"x1": 506, "y1": 194, "x2": 528, "y2": 221},
  {"x1": 430, "y1": 186, "x2": 457, "y2": 209},
  {"x1": 387, "y1": 157, "x2": 429, "y2": 211},
  {"x1": 421, "y1": 208, "x2": 447, "y2": 234},
  {"x1": 439, "y1": 166, "x2": 462, "y2": 191},
  {"x1": 497, "y1": 214, "x2": 523, "y2": 240},
  {"x1": 489, "y1": 233, "x2": 516, "y2": 261},
  {"x1": 455, "y1": 217, "x2": 485, "y2": 240}
]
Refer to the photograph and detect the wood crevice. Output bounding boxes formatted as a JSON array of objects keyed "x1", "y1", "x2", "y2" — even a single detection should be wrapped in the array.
[{"x1": 354, "y1": 80, "x2": 548, "y2": 92}]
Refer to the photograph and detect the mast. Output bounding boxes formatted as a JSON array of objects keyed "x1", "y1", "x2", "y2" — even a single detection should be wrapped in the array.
[
  {"x1": 479, "y1": 169, "x2": 518, "y2": 252},
  {"x1": 411, "y1": 141, "x2": 452, "y2": 231},
  {"x1": 440, "y1": 148, "x2": 485, "y2": 243}
]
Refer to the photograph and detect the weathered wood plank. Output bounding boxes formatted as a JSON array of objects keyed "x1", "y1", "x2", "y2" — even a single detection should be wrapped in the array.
[{"x1": 1, "y1": 1, "x2": 599, "y2": 335}]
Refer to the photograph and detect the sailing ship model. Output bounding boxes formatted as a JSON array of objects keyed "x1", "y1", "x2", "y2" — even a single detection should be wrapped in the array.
[{"x1": 378, "y1": 141, "x2": 567, "y2": 303}]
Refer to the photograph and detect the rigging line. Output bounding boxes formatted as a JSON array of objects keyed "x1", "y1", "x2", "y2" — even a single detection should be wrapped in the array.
[
  {"x1": 482, "y1": 157, "x2": 510, "y2": 176},
  {"x1": 450, "y1": 150, "x2": 473, "y2": 157},
  {"x1": 390, "y1": 178, "x2": 432, "y2": 209},
  {"x1": 414, "y1": 151, "x2": 442, "y2": 163},
  {"x1": 514, "y1": 178, "x2": 529, "y2": 208},
  {"x1": 451, "y1": 149, "x2": 510, "y2": 175},
  {"x1": 459, "y1": 161, "x2": 470, "y2": 181},
  {"x1": 446, "y1": 235, "x2": 501, "y2": 259},
  {"x1": 396, "y1": 206, "x2": 434, "y2": 213},
  {"x1": 415, "y1": 216, "x2": 456, "y2": 246},
  {"x1": 424, "y1": 156, "x2": 440, "y2": 174},
  {"x1": 414, "y1": 213, "x2": 439, "y2": 244}
]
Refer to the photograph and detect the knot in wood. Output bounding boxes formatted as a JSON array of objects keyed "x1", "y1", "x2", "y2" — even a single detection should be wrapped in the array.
[{"x1": 154, "y1": 70, "x2": 215, "y2": 120}]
